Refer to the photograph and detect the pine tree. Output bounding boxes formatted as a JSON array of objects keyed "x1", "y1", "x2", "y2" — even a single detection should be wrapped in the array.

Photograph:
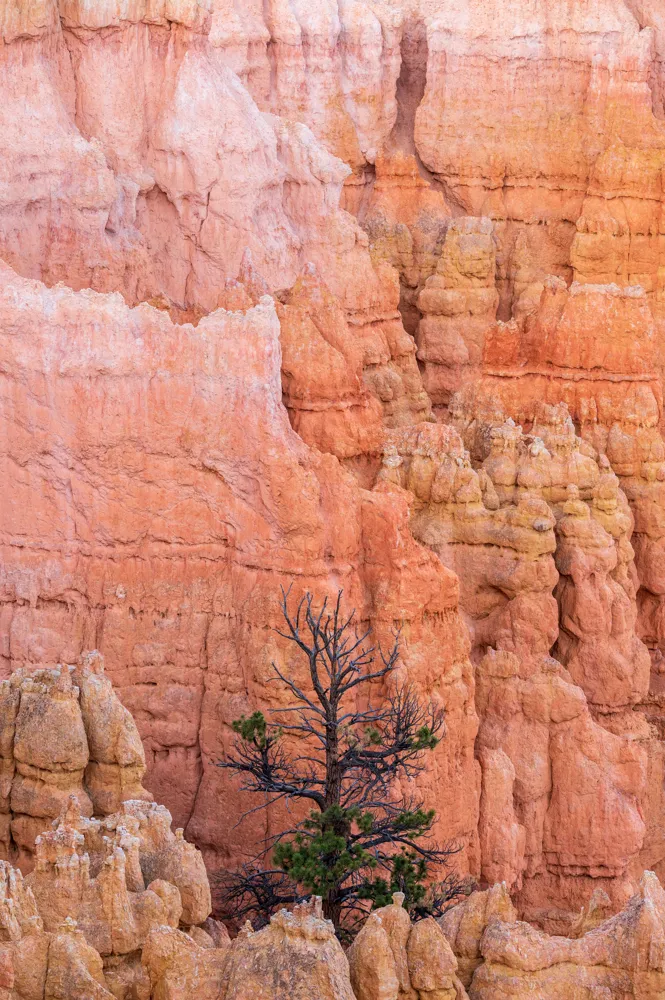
[{"x1": 216, "y1": 588, "x2": 465, "y2": 935}]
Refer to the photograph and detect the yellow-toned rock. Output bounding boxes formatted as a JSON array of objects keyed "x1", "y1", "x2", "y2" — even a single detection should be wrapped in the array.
[
  {"x1": 221, "y1": 898, "x2": 355, "y2": 1000},
  {"x1": 407, "y1": 916, "x2": 457, "y2": 997},
  {"x1": 0, "y1": 661, "x2": 152, "y2": 869}
]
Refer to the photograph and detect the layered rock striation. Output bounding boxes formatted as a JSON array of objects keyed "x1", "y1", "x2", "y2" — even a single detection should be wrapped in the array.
[
  {"x1": 0, "y1": 258, "x2": 477, "y2": 882},
  {"x1": 7, "y1": 0, "x2": 665, "y2": 945}
]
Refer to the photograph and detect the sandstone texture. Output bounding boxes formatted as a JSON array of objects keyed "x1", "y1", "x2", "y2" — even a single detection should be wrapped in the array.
[
  {"x1": 440, "y1": 876, "x2": 665, "y2": 999},
  {"x1": 0, "y1": 654, "x2": 151, "y2": 868},
  {"x1": 348, "y1": 892, "x2": 466, "y2": 1000},
  {"x1": 7, "y1": 0, "x2": 665, "y2": 949},
  {"x1": 0, "y1": 658, "x2": 373, "y2": 1000},
  {"x1": 1, "y1": 654, "x2": 665, "y2": 1000},
  {"x1": 0, "y1": 660, "x2": 219, "y2": 1000}
]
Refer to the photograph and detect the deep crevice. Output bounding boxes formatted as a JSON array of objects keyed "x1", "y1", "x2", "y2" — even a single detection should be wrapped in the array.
[{"x1": 387, "y1": 17, "x2": 428, "y2": 157}]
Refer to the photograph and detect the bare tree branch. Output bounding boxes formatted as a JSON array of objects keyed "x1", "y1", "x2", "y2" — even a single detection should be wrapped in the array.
[{"x1": 215, "y1": 587, "x2": 461, "y2": 934}]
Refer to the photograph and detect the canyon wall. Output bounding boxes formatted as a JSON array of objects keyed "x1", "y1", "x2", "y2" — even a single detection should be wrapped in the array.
[
  {"x1": 0, "y1": 658, "x2": 663, "y2": 1000},
  {"x1": 4, "y1": 0, "x2": 665, "y2": 935}
]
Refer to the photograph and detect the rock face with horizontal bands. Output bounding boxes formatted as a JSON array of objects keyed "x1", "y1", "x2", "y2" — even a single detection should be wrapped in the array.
[{"x1": 7, "y1": 0, "x2": 665, "y2": 948}]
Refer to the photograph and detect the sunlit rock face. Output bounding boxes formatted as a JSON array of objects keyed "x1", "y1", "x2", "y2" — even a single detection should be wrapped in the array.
[
  {"x1": 0, "y1": 655, "x2": 151, "y2": 869},
  {"x1": 440, "y1": 874, "x2": 665, "y2": 998},
  {"x1": 6, "y1": 0, "x2": 665, "y2": 941},
  {"x1": 0, "y1": 659, "x2": 223, "y2": 1000},
  {"x1": 0, "y1": 259, "x2": 476, "y2": 882}
]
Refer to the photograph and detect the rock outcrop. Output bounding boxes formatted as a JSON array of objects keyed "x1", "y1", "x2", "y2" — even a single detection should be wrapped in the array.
[
  {"x1": 8, "y1": 0, "x2": 665, "y2": 950},
  {"x1": 340, "y1": 881, "x2": 665, "y2": 1000},
  {"x1": 0, "y1": 656, "x2": 151, "y2": 868},
  {"x1": 0, "y1": 258, "x2": 477, "y2": 883},
  {"x1": 416, "y1": 218, "x2": 499, "y2": 410},
  {"x1": 0, "y1": 659, "x2": 366, "y2": 1000},
  {"x1": 10, "y1": 867, "x2": 664, "y2": 1000},
  {"x1": 348, "y1": 893, "x2": 466, "y2": 1000},
  {"x1": 441, "y1": 874, "x2": 665, "y2": 1000},
  {"x1": 0, "y1": 661, "x2": 217, "y2": 1000},
  {"x1": 2, "y1": 626, "x2": 665, "y2": 1000}
]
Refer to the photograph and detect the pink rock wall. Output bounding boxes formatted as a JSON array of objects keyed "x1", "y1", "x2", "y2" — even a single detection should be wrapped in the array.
[
  {"x1": 0, "y1": 260, "x2": 478, "y2": 880},
  {"x1": 5, "y1": 0, "x2": 665, "y2": 936}
]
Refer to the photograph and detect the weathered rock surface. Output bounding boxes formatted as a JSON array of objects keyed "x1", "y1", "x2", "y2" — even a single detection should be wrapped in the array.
[
  {"x1": 0, "y1": 661, "x2": 219, "y2": 1000},
  {"x1": 8, "y1": 0, "x2": 665, "y2": 949},
  {"x1": 348, "y1": 893, "x2": 465, "y2": 1000},
  {"x1": 444, "y1": 873, "x2": 665, "y2": 1000},
  {"x1": 2, "y1": 649, "x2": 665, "y2": 1000},
  {"x1": 0, "y1": 258, "x2": 476, "y2": 882},
  {"x1": 416, "y1": 218, "x2": 498, "y2": 410},
  {"x1": 0, "y1": 660, "x2": 364, "y2": 1000},
  {"x1": 0, "y1": 657, "x2": 151, "y2": 868}
]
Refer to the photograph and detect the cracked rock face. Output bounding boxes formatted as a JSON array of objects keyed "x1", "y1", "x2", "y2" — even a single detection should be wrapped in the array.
[
  {"x1": 0, "y1": 656, "x2": 152, "y2": 869},
  {"x1": 7, "y1": 0, "x2": 665, "y2": 952},
  {"x1": 440, "y1": 874, "x2": 665, "y2": 999},
  {"x1": 0, "y1": 660, "x2": 219, "y2": 1000}
]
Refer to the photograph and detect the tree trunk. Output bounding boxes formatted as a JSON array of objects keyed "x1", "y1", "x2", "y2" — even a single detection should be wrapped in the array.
[{"x1": 322, "y1": 893, "x2": 342, "y2": 929}]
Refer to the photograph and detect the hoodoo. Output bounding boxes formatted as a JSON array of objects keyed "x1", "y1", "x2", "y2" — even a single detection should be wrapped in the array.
[{"x1": 4, "y1": 1, "x2": 665, "y2": 997}]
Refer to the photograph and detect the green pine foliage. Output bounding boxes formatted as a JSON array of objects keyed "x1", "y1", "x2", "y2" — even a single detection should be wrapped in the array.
[{"x1": 216, "y1": 589, "x2": 467, "y2": 935}]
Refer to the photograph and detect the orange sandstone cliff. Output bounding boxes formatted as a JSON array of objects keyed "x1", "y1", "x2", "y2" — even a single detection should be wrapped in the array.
[
  {"x1": 6, "y1": 0, "x2": 665, "y2": 944},
  {"x1": 0, "y1": 659, "x2": 664, "y2": 1000}
]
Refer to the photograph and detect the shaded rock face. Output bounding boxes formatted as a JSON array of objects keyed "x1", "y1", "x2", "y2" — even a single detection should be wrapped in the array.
[{"x1": 7, "y1": 0, "x2": 665, "y2": 943}]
